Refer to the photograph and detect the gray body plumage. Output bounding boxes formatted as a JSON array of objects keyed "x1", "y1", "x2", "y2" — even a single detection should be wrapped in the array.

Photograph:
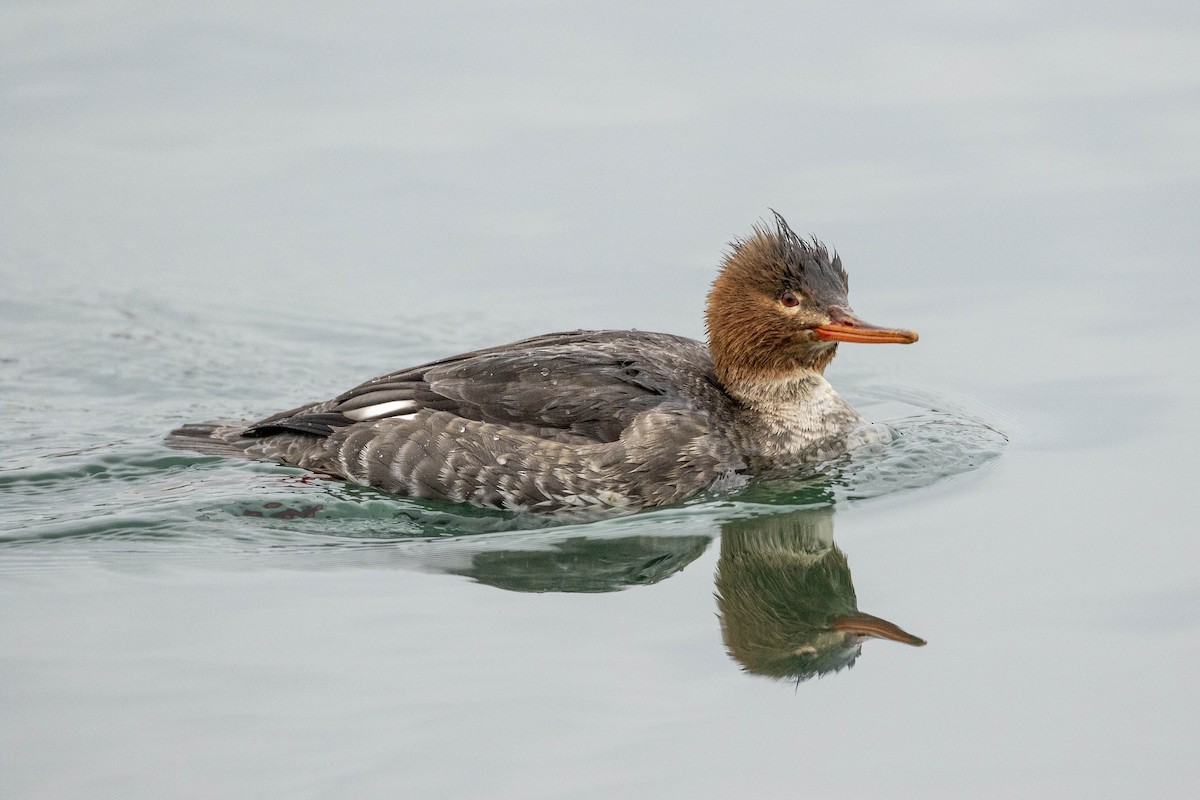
[{"x1": 168, "y1": 329, "x2": 873, "y2": 514}]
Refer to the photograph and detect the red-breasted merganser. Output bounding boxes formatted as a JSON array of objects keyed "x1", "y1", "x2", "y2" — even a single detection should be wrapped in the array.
[{"x1": 168, "y1": 213, "x2": 917, "y2": 513}]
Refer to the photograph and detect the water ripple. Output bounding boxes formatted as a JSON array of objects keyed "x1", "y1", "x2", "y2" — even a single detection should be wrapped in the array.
[{"x1": 0, "y1": 392, "x2": 1004, "y2": 557}]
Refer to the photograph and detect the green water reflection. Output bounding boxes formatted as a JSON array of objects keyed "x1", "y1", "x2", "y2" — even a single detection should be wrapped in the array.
[
  {"x1": 716, "y1": 508, "x2": 924, "y2": 682},
  {"x1": 397, "y1": 504, "x2": 925, "y2": 682}
]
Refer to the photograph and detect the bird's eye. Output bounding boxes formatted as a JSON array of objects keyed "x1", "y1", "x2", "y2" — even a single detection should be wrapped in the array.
[{"x1": 780, "y1": 291, "x2": 800, "y2": 308}]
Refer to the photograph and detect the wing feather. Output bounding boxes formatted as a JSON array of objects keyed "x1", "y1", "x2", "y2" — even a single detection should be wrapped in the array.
[{"x1": 243, "y1": 330, "x2": 721, "y2": 442}]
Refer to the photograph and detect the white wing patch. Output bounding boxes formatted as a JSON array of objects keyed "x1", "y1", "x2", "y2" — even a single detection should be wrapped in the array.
[{"x1": 343, "y1": 399, "x2": 419, "y2": 421}]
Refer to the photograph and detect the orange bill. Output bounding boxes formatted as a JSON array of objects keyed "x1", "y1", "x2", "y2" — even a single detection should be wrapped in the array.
[
  {"x1": 814, "y1": 312, "x2": 918, "y2": 344},
  {"x1": 830, "y1": 611, "x2": 926, "y2": 646}
]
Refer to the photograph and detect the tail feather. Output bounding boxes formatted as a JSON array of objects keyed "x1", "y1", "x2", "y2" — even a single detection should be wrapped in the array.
[{"x1": 165, "y1": 419, "x2": 259, "y2": 458}]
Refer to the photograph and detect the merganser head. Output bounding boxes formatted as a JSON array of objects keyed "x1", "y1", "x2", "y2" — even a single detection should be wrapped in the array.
[{"x1": 705, "y1": 212, "x2": 917, "y2": 387}]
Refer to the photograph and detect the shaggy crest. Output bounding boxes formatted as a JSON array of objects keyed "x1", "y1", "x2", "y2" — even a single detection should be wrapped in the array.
[{"x1": 732, "y1": 210, "x2": 849, "y2": 304}]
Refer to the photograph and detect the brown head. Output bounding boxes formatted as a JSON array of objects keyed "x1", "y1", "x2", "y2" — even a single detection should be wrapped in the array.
[{"x1": 705, "y1": 212, "x2": 917, "y2": 389}]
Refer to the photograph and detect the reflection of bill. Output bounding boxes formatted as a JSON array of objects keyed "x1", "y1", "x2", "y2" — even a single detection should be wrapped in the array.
[{"x1": 716, "y1": 508, "x2": 924, "y2": 683}]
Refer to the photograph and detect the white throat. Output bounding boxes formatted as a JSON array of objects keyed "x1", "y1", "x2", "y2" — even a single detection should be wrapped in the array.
[{"x1": 729, "y1": 371, "x2": 871, "y2": 461}]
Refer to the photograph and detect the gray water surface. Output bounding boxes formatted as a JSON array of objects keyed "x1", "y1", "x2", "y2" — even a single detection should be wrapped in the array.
[{"x1": 3, "y1": 3, "x2": 1199, "y2": 798}]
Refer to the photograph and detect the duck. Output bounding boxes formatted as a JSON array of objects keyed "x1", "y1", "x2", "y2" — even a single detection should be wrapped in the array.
[{"x1": 167, "y1": 213, "x2": 917, "y2": 514}]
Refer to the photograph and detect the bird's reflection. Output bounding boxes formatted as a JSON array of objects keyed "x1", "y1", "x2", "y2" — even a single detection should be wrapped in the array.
[
  {"x1": 382, "y1": 502, "x2": 923, "y2": 683},
  {"x1": 434, "y1": 532, "x2": 710, "y2": 593},
  {"x1": 715, "y1": 507, "x2": 924, "y2": 683}
]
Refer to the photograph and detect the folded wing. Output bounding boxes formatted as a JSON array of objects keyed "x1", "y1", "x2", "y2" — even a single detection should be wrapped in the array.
[{"x1": 242, "y1": 330, "x2": 719, "y2": 444}]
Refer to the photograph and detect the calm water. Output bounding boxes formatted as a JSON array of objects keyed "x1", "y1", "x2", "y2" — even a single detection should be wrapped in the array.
[{"x1": 4, "y1": 3, "x2": 1199, "y2": 798}]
